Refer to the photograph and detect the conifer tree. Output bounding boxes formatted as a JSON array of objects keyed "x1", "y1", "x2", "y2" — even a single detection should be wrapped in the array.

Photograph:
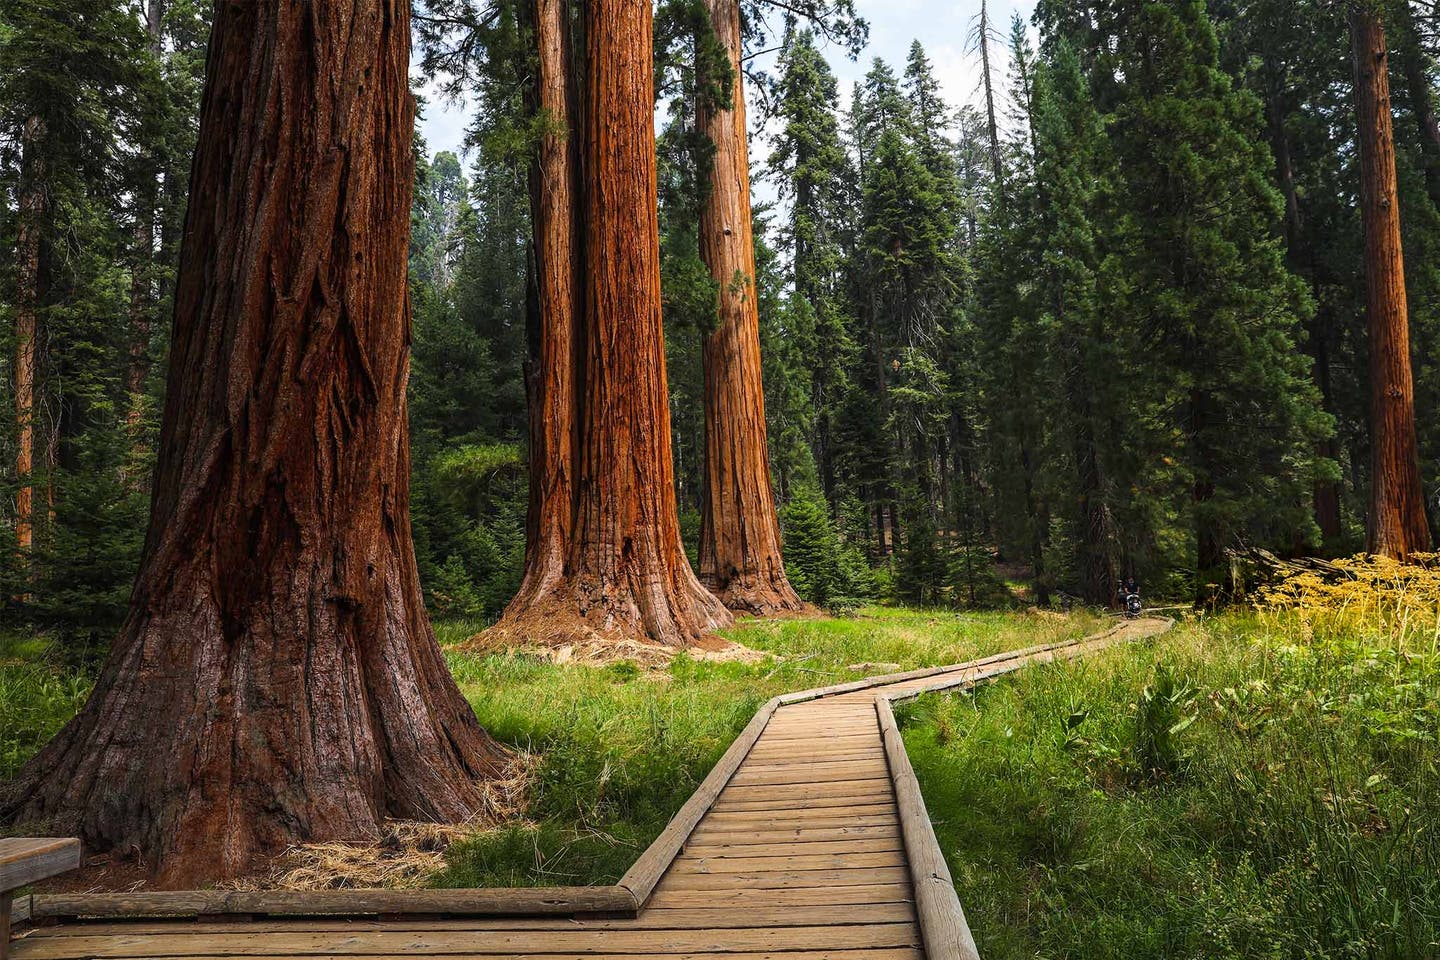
[
  {"x1": 768, "y1": 30, "x2": 855, "y2": 507},
  {"x1": 1105, "y1": 0, "x2": 1328, "y2": 594}
]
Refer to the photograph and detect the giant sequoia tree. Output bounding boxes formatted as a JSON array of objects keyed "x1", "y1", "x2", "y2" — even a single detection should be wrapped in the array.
[
  {"x1": 1349, "y1": 4, "x2": 1432, "y2": 560},
  {"x1": 487, "y1": 0, "x2": 731, "y2": 648},
  {"x1": 695, "y1": 0, "x2": 806, "y2": 615},
  {"x1": 1, "y1": 0, "x2": 508, "y2": 885}
]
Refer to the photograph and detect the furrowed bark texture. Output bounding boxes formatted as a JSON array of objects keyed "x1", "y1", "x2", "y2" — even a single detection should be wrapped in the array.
[
  {"x1": 14, "y1": 115, "x2": 43, "y2": 556},
  {"x1": 509, "y1": 0, "x2": 582, "y2": 612},
  {"x1": 488, "y1": 0, "x2": 731, "y2": 648},
  {"x1": 696, "y1": 0, "x2": 806, "y2": 616},
  {"x1": 568, "y1": 0, "x2": 730, "y2": 643},
  {"x1": 1350, "y1": 10, "x2": 1433, "y2": 559},
  {"x1": 1, "y1": 0, "x2": 508, "y2": 887}
]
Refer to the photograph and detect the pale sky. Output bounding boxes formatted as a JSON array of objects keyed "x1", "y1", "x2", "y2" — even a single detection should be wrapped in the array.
[{"x1": 415, "y1": 0, "x2": 1036, "y2": 185}]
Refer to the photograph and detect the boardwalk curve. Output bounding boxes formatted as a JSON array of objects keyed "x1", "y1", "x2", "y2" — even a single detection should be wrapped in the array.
[{"x1": 10, "y1": 617, "x2": 1173, "y2": 960}]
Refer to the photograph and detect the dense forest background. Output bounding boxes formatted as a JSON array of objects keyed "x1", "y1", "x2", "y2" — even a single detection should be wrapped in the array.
[{"x1": 2, "y1": 0, "x2": 1438, "y2": 641}]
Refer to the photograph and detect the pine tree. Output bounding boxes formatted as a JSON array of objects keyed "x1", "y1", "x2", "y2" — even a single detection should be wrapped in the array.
[
  {"x1": 1104, "y1": 0, "x2": 1329, "y2": 594},
  {"x1": 767, "y1": 30, "x2": 855, "y2": 508}
]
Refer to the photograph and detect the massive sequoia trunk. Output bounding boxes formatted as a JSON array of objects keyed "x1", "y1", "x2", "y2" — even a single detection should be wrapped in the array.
[
  {"x1": 488, "y1": 0, "x2": 731, "y2": 649},
  {"x1": 695, "y1": 0, "x2": 806, "y2": 616},
  {"x1": 1350, "y1": 9, "x2": 1433, "y2": 560},
  {"x1": 510, "y1": 0, "x2": 582, "y2": 612},
  {"x1": 1, "y1": 0, "x2": 509, "y2": 887}
]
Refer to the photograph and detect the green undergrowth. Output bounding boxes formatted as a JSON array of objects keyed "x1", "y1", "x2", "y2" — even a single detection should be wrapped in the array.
[
  {"x1": 901, "y1": 583, "x2": 1440, "y2": 958},
  {"x1": 0, "y1": 607, "x2": 1097, "y2": 884},
  {"x1": 431, "y1": 607, "x2": 1099, "y2": 887}
]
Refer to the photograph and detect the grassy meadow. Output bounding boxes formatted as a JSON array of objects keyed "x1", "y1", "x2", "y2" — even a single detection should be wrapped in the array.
[
  {"x1": 4, "y1": 570, "x2": 1438, "y2": 960},
  {"x1": 0, "y1": 607, "x2": 1098, "y2": 887},
  {"x1": 901, "y1": 560, "x2": 1440, "y2": 959}
]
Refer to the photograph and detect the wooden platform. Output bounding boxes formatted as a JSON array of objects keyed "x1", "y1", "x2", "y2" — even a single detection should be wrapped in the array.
[{"x1": 8, "y1": 618, "x2": 1173, "y2": 960}]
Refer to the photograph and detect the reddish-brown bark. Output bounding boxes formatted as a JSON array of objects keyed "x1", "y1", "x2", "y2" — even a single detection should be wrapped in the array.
[
  {"x1": 695, "y1": 0, "x2": 806, "y2": 616},
  {"x1": 14, "y1": 114, "x2": 43, "y2": 557},
  {"x1": 1, "y1": 0, "x2": 509, "y2": 887},
  {"x1": 489, "y1": 0, "x2": 731, "y2": 648},
  {"x1": 509, "y1": 0, "x2": 582, "y2": 612},
  {"x1": 1350, "y1": 9, "x2": 1433, "y2": 559}
]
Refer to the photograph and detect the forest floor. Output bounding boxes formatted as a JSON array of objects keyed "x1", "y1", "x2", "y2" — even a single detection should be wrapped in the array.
[{"x1": 4, "y1": 591, "x2": 1437, "y2": 957}]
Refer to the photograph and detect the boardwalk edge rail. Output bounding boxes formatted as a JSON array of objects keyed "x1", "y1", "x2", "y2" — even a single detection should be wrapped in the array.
[{"x1": 21, "y1": 616, "x2": 1175, "y2": 951}]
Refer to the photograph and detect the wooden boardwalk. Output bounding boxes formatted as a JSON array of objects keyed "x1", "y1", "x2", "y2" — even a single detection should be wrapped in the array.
[{"x1": 8, "y1": 618, "x2": 1171, "y2": 960}]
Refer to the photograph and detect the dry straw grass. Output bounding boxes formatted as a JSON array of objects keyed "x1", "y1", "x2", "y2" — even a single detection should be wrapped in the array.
[{"x1": 225, "y1": 751, "x2": 540, "y2": 891}]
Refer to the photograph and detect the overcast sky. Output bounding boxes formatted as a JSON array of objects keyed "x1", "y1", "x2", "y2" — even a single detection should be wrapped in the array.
[{"x1": 415, "y1": 0, "x2": 1036, "y2": 184}]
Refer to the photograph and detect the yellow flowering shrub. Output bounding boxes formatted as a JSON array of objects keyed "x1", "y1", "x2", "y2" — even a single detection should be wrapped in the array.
[{"x1": 1257, "y1": 553, "x2": 1440, "y2": 651}]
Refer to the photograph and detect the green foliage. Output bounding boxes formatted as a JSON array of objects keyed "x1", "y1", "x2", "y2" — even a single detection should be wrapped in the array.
[
  {"x1": 428, "y1": 608, "x2": 1087, "y2": 886},
  {"x1": 1132, "y1": 662, "x2": 1198, "y2": 782},
  {"x1": 780, "y1": 487, "x2": 873, "y2": 608},
  {"x1": 0, "y1": 635, "x2": 93, "y2": 778},
  {"x1": 903, "y1": 602, "x2": 1440, "y2": 958}
]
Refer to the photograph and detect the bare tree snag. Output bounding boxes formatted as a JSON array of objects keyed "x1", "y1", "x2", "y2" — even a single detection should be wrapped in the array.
[
  {"x1": 1, "y1": 0, "x2": 509, "y2": 887},
  {"x1": 977, "y1": 0, "x2": 1004, "y2": 193},
  {"x1": 14, "y1": 115, "x2": 43, "y2": 558},
  {"x1": 510, "y1": 0, "x2": 582, "y2": 612},
  {"x1": 487, "y1": 0, "x2": 731, "y2": 650},
  {"x1": 1350, "y1": 7, "x2": 1433, "y2": 559},
  {"x1": 696, "y1": 0, "x2": 807, "y2": 616}
]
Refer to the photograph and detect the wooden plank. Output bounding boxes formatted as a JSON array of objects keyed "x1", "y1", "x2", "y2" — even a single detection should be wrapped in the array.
[
  {"x1": 697, "y1": 817, "x2": 900, "y2": 836},
  {"x1": 744, "y1": 749, "x2": 885, "y2": 763},
  {"x1": 748, "y1": 734, "x2": 878, "y2": 746},
  {"x1": 706, "y1": 795, "x2": 897, "y2": 813},
  {"x1": 737, "y1": 755, "x2": 887, "y2": 771},
  {"x1": 729, "y1": 763, "x2": 889, "y2": 788},
  {"x1": 874, "y1": 696, "x2": 978, "y2": 960},
  {"x1": 690, "y1": 825, "x2": 902, "y2": 845},
  {"x1": 644, "y1": 882, "x2": 915, "y2": 909},
  {"x1": 30, "y1": 887, "x2": 637, "y2": 921},
  {"x1": 617, "y1": 695, "x2": 783, "y2": 906},
  {"x1": 703, "y1": 805, "x2": 898, "y2": 821},
  {"x1": 681, "y1": 837, "x2": 903, "y2": 857},
  {"x1": 674, "y1": 851, "x2": 905, "y2": 873},
  {"x1": 0, "y1": 840, "x2": 81, "y2": 893},
  {"x1": 16, "y1": 903, "x2": 919, "y2": 937},
  {"x1": 654, "y1": 866, "x2": 910, "y2": 891},
  {"x1": 8, "y1": 922, "x2": 924, "y2": 958},
  {"x1": 715, "y1": 781, "x2": 891, "y2": 802}
]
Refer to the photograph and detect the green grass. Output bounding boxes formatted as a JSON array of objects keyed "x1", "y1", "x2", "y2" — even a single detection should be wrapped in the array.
[
  {"x1": 899, "y1": 612, "x2": 1440, "y2": 959},
  {"x1": 0, "y1": 633, "x2": 94, "y2": 779},
  {"x1": 431, "y1": 607, "x2": 1099, "y2": 887},
  {"x1": 0, "y1": 607, "x2": 1097, "y2": 885}
]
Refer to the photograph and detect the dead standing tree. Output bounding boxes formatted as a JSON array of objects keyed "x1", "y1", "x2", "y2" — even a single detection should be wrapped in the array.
[{"x1": 2, "y1": 0, "x2": 509, "y2": 887}]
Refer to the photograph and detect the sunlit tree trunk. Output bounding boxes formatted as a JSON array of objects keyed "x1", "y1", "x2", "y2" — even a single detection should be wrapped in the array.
[
  {"x1": 2, "y1": 0, "x2": 508, "y2": 886},
  {"x1": 488, "y1": 0, "x2": 731, "y2": 648},
  {"x1": 510, "y1": 0, "x2": 582, "y2": 612},
  {"x1": 696, "y1": 0, "x2": 806, "y2": 615},
  {"x1": 13, "y1": 115, "x2": 43, "y2": 560},
  {"x1": 1350, "y1": 7, "x2": 1433, "y2": 559}
]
